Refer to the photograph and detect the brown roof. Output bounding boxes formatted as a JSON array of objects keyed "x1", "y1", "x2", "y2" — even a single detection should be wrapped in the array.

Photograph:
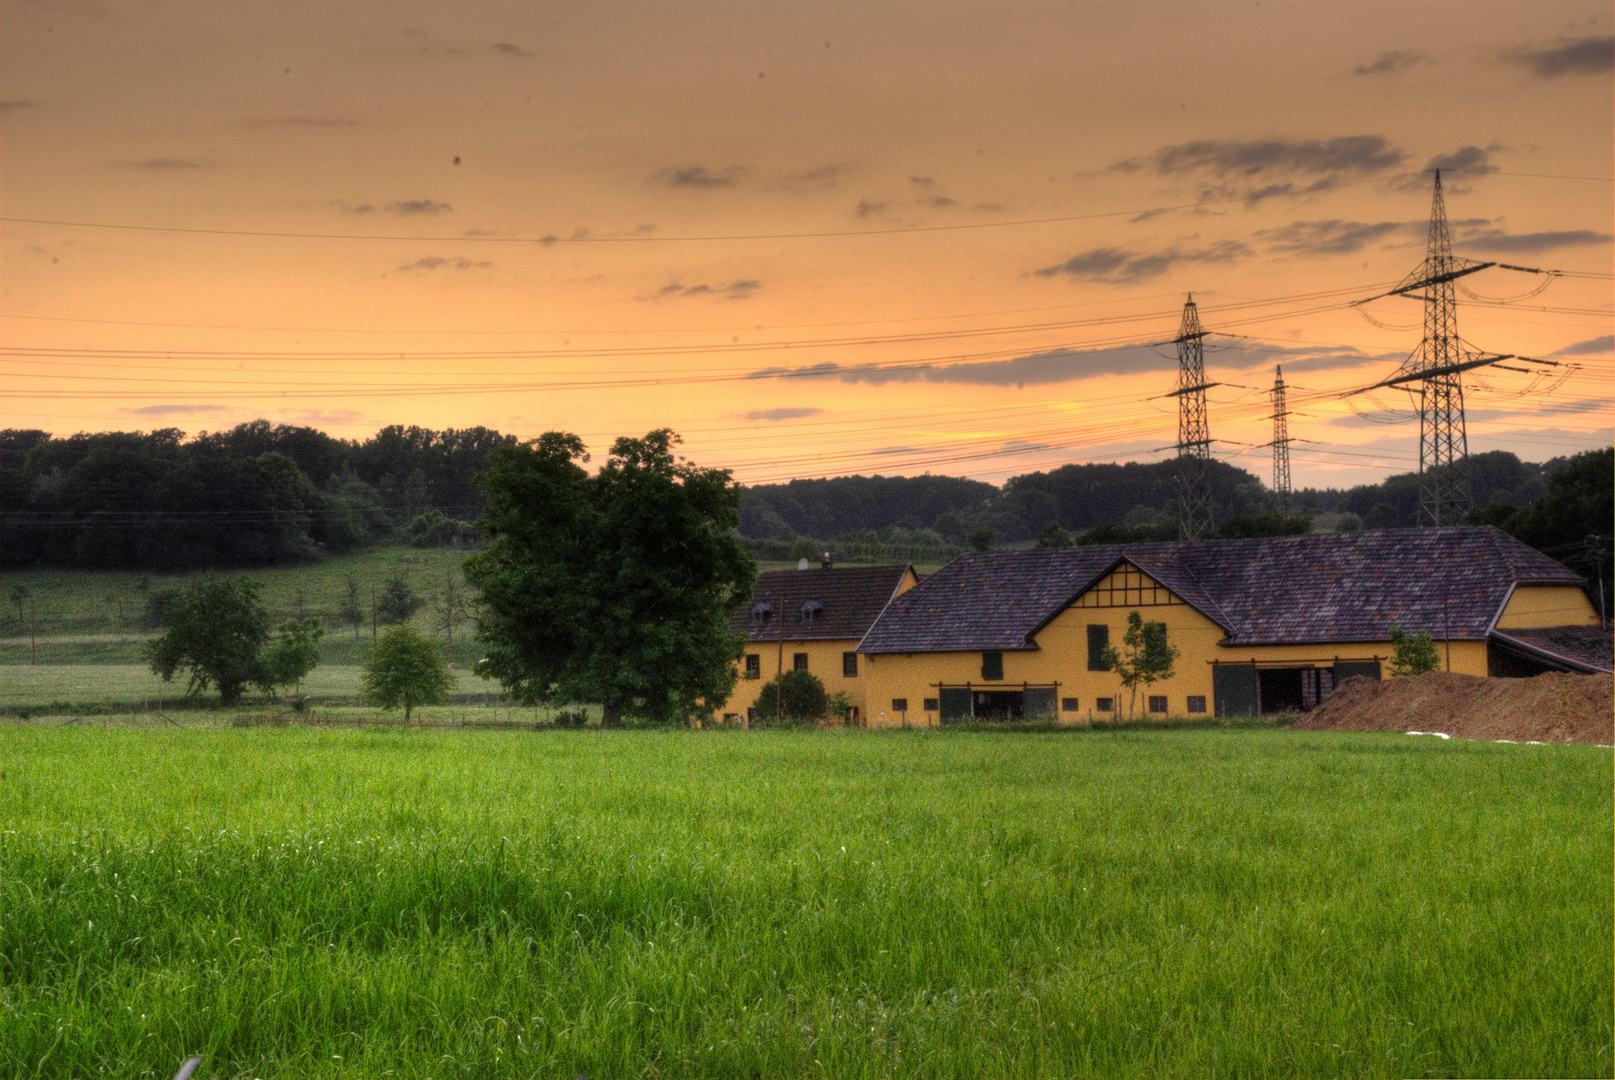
[
  {"x1": 1490, "y1": 626, "x2": 1613, "y2": 674},
  {"x1": 732, "y1": 564, "x2": 913, "y2": 643},
  {"x1": 860, "y1": 527, "x2": 1587, "y2": 654}
]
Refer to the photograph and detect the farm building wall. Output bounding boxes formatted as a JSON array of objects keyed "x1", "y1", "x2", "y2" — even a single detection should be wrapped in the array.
[
  {"x1": 718, "y1": 637, "x2": 866, "y2": 721},
  {"x1": 1494, "y1": 585, "x2": 1601, "y2": 630}
]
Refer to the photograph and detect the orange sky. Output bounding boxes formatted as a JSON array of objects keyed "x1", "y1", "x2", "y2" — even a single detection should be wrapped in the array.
[{"x1": 3, "y1": 0, "x2": 1611, "y2": 490}]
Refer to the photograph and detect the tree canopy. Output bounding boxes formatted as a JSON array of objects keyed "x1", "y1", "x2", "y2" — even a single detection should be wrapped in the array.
[
  {"x1": 1101, "y1": 611, "x2": 1180, "y2": 719},
  {"x1": 464, "y1": 429, "x2": 755, "y2": 727},
  {"x1": 146, "y1": 577, "x2": 273, "y2": 705},
  {"x1": 362, "y1": 624, "x2": 454, "y2": 723}
]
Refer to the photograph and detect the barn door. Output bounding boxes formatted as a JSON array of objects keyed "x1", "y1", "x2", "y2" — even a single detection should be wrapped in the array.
[
  {"x1": 1213, "y1": 665, "x2": 1259, "y2": 717},
  {"x1": 1023, "y1": 686, "x2": 1057, "y2": 720},
  {"x1": 939, "y1": 687, "x2": 971, "y2": 723}
]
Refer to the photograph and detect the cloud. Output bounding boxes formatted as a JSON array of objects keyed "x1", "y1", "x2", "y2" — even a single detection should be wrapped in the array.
[
  {"x1": 782, "y1": 163, "x2": 849, "y2": 189},
  {"x1": 1257, "y1": 219, "x2": 1414, "y2": 255},
  {"x1": 924, "y1": 195, "x2": 958, "y2": 208},
  {"x1": 123, "y1": 158, "x2": 210, "y2": 170},
  {"x1": 1454, "y1": 226, "x2": 1613, "y2": 254},
  {"x1": 388, "y1": 199, "x2": 453, "y2": 215},
  {"x1": 491, "y1": 42, "x2": 533, "y2": 57},
  {"x1": 241, "y1": 116, "x2": 360, "y2": 130},
  {"x1": 909, "y1": 176, "x2": 936, "y2": 187},
  {"x1": 1, "y1": 100, "x2": 38, "y2": 113},
  {"x1": 128, "y1": 404, "x2": 227, "y2": 416},
  {"x1": 1552, "y1": 335, "x2": 1613, "y2": 356},
  {"x1": 654, "y1": 165, "x2": 743, "y2": 188},
  {"x1": 1425, "y1": 144, "x2": 1500, "y2": 173},
  {"x1": 741, "y1": 407, "x2": 825, "y2": 421},
  {"x1": 397, "y1": 256, "x2": 493, "y2": 271},
  {"x1": 1032, "y1": 241, "x2": 1250, "y2": 282},
  {"x1": 276, "y1": 408, "x2": 367, "y2": 427},
  {"x1": 653, "y1": 280, "x2": 760, "y2": 300},
  {"x1": 855, "y1": 199, "x2": 888, "y2": 217},
  {"x1": 1501, "y1": 35, "x2": 1614, "y2": 78},
  {"x1": 1125, "y1": 135, "x2": 1407, "y2": 178},
  {"x1": 748, "y1": 339, "x2": 1396, "y2": 388},
  {"x1": 1354, "y1": 50, "x2": 1431, "y2": 75}
]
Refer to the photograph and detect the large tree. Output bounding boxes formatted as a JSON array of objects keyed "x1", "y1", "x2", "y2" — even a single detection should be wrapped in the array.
[
  {"x1": 464, "y1": 429, "x2": 755, "y2": 727},
  {"x1": 146, "y1": 577, "x2": 272, "y2": 705}
]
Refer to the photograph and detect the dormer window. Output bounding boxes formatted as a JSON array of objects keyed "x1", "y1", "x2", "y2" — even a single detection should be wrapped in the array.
[
  {"x1": 800, "y1": 599, "x2": 824, "y2": 625},
  {"x1": 750, "y1": 601, "x2": 773, "y2": 627}
]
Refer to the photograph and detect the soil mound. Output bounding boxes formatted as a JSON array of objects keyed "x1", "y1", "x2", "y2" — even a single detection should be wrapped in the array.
[{"x1": 1292, "y1": 670, "x2": 1613, "y2": 745}]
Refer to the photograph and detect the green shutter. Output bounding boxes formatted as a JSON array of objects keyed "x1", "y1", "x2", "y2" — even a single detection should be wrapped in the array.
[
  {"x1": 1087, "y1": 625, "x2": 1110, "y2": 671},
  {"x1": 1213, "y1": 664, "x2": 1259, "y2": 717},
  {"x1": 939, "y1": 687, "x2": 971, "y2": 723},
  {"x1": 981, "y1": 651, "x2": 1004, "y2": 681},
  {"x1": 1024, "y1": 686, "x2": 1057, "y2": 719}
]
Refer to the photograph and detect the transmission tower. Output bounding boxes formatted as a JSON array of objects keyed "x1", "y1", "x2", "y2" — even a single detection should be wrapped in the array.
[
  {"x1": 1271, "y1": 365, "x2": 1291, "y2": 515},
  {"x1": 1169, "y1": 296, "x2": 1216, "y2": 538},
  {"x1": 1373, "y1": 171, "x2": 1501, "y2": 526}
]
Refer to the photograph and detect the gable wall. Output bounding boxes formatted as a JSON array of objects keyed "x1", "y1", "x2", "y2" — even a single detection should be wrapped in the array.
[{"x1": 1495, "y1": 585, "x2": 1601, "y2": 630}]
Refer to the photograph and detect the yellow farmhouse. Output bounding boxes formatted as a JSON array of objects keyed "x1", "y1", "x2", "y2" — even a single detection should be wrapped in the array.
[
  {"x1": 855, "y1": 526, "x2": 1606, "y2": 727},
  {"x1": 718, "y1": 561, "x2": 918, "y2": 725}
]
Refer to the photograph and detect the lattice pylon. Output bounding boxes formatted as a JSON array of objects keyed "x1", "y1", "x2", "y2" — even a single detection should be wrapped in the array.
[
  {"x1": 1173, "y1": 296, "x2": 1215, "y2": 539},
  {"x1": 1271, "y1": 365, "x2": 1291, "y2": 516}
]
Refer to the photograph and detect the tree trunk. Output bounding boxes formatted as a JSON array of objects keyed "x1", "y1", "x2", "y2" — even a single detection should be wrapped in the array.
[{"x1": 600, "y1": 701, "x2": 623, "y2": 729}]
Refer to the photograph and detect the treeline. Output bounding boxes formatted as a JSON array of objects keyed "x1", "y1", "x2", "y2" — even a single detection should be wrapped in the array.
[
  {"x1": 738, "y1": 450, "x2": 1558, "y2": 547},
  {"x1": 1, "y1": 422, "x2": 513, "y2": 569}
]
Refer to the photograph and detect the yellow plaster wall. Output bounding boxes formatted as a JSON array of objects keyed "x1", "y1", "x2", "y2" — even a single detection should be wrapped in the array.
[
  {"x1": 1495, "y1": 585, "x2": 1601, "y2": 630},
  {"x1": 714, "y1": 638, "x2": 866, "y2": 719}
]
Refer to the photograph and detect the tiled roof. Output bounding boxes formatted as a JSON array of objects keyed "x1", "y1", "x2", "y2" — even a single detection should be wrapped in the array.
[
  {"x1": 1491, "y1": 626, "x2": 1613, "y2": 674},
  {"x1": 733, "y1": 564, "x2": 913, "y2": 643},
  {"x1": 859, "y1": 527, "x2": 1587, "y2": 654}
]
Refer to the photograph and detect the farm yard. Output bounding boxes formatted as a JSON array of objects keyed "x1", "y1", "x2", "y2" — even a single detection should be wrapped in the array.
[{"x1": 4, "y1": 724, "x2": 1610, "y2": 1079}]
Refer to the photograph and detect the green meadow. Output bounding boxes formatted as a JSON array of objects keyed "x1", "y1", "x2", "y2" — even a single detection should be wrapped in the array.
[{"x1": 3, "y1": 725, "x2": 1609, "y2": 1079}]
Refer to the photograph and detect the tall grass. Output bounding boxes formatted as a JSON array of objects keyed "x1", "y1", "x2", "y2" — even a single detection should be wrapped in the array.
[{"x1": 3, "y1": 727, "x2": 1609, "y2": 1078}]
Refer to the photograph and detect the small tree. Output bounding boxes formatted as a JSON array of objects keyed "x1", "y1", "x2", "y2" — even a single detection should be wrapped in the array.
[
  {"x1": 967, "y1": 526, "x2": 996, "y2": 552},
  {"x1": 375, "y1": 574, "x2": 425, "y2": 625},
  {"x1": 262, "y1": 617, "x2": 324, "y2": 698},
  {"x1": 1100, "y1": 610, "x2": 1180, "y2": 719},
  {"x1": 362, "y1": 624, "x2": 454, "y2": 723},
  {"x1": 752, "y1": 669, "x2": 830, "y2": 725},
  {"x1": 146, "y1": 577, "x2": 271, "y2": 705},
  {"x1": 338, "y1": 575, "x2": 364, "y2": 640},
  {"x1": 432, "y1": 570, "x2": 472, "y2": 643},
  {"x1": 1388, "y1": 626, "x2": 1440, "y2": 677}
]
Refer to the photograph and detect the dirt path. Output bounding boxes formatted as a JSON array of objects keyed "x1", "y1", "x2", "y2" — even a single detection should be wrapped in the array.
[{"x1": 1292, "y1": 670, "x2": 1613, "y2": 745}]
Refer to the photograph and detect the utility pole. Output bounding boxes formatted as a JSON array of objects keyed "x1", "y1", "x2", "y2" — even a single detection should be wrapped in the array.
[
  {"x1": 1169, "y1": 295, "x2": 1217, "y2": 538},
  {"x1": 1271, "y1": 365, "x2": 1292, "y2": 516}
]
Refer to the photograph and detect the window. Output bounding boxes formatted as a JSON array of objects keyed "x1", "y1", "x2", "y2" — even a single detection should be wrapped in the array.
[
  {"x1": 1186, "y1": 695, "x2": 1207, "y2": 714},
  {"x1": 793, "y1": 653, "x2": 809, "y2": 672},
  {"x1": 744, "y1": 654, "x2": 761, "y2": 679},
  {"x1": 892, "y1": 698, "x2": 909, "y2": 712},
  {"x1": 1087, "y1": 625, "x2": 1111, "y2": 671},
  {"x1": 843, "y1": 651, "x2": 858, "y2": 677},
  {"x1": 1096, "y1": 697, "x2": 1115, "y2": 712},
  {"x1": 923, "y1": 697, "x2": 939, "y2": 712},
  {"x1": 981, "y1": 650, "x2": 1004, "y2": 681},
  {"x1": 800, "y1": 599, "x2": 824, "y2": 625},
  {"x1": 750, "y1": 601, "x2": 773, "y2": 627},
  {"x1": 1061, "y1": 697, "x2": 1079, "y2": 712},
  {"x1": 1148, "y1": 695, "x2": 1168, "y2": 714}
]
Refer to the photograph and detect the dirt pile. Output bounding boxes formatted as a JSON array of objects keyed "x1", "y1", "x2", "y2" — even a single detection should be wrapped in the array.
[{"x1": 1293, "y1": 670, "x2": 1613, "y2": 745}]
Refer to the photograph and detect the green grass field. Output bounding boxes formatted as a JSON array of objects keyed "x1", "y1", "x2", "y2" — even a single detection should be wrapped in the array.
[{"x1": 3, "y1": 726, "x2": 1609, "y2": 1078}]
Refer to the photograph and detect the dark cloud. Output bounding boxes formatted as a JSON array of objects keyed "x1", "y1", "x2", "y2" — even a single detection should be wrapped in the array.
[
  {"x1": 1032, "y1": 241, "x2": 1250, "y2": 282},
  {"x1": 388, "y1": 199, "x2": 453, "y2": 215},
  {"x1": 491, "y1": 42, "x2": 533, "y2": 58},
  {"x1": 1455, "y1": 226, "x2": 1613, "y2": 254},
  {"x1": 129, "y1": 404, "x2": 226, "y2": 416},
  {"x1": 1552, "y1": 335, "x2": 1613, "y2": 356},
  {"x1": 1257, "y1": 219, "x2": 1413, "y2": 255},
  {"x1": 1125, "y1": 135, "x2": 1406, "y2": 178},
  {"x1": 784, "y1": 163, "x2": 849, "y2": 188},
  {"x1": 909, "y1": 176, "x2": 936, "y2": 187},
  {"x1": 741, "y1": 407, "x2": 825, "y2": 421},
  {"x1": 747, "y1": 339, "x2": 1395, "y2": 388},
  {"x1": 0, "y1": 100, "x2": 38, "y2": 112},
  {"x1": 1425, "y1": 144, "x2": 1499, "y2": 174},
  {"x1": 123, "y1": 158, "x2": 210, "y2": 170},
  {"x1": 333, "y1": 200, "x2": 376, "y2": 214},
  {"x1": 1354, "y1": 50, "x2": 1431, "y2": 75},
  {"x1": 241, "y1": 116, "x2": 360, "y2": 129},
  {"x1": 397, "y1": 256, "x2": 493, "y2": 271},
  {"x1": 924, "y1": 195, "x2": 958, "y2": 208},
  {"x1": 855, "y1": 199, "x2": 887, "y2": 217},
  {"x1": 1501, "y1": 35, "x2": 1614, "y2": 78},
  {"x1": 654, "y1": 165, "x2": 743, "y2": 188},
  {"x1": 654, "y1": 280, "x2": 760, "y2": 301}
]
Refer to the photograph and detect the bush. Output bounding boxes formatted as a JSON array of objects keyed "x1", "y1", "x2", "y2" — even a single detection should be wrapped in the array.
[
  {"x1": 752, "y1": 669, "x2": 829, "y2": 725},
  {"x1": 1388, "y1": 626, "x2": 1440, "y2": 677}
]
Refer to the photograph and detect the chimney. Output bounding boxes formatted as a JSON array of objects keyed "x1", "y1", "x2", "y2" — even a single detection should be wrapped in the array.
[{"x1": 821, "y1": 551, "x2": 832, "y2": 570}]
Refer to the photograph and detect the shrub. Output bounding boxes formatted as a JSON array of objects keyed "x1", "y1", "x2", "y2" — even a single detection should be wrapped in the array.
[
  {"x1": 1388, "y1": 626, "x2": 1440, "y2": 677},
  {"x1": 752, "y1": 669, "x2": 829, "y2": 725}
]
